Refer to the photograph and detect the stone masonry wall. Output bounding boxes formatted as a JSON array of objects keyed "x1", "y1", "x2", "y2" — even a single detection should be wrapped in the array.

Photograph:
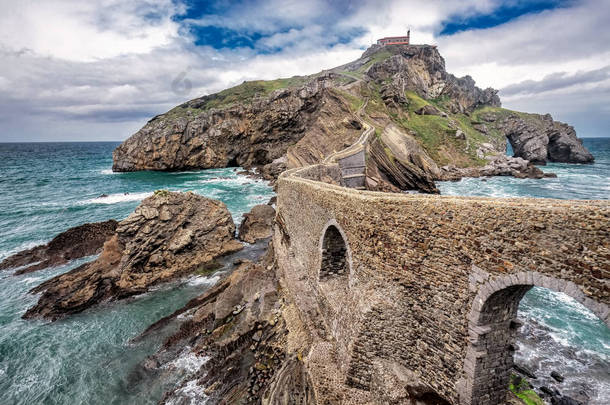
[{"x1": 274, "y1": 165, "x2": 609, "y2": 404}]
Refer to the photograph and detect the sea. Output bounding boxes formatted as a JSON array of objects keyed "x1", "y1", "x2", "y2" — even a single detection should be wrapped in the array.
[{"x1": 0, "y1": 139, "x2": 608, "y2": 404}]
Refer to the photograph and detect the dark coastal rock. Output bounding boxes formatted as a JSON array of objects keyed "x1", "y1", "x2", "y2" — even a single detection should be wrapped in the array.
[
  {"x1": 0, "y1": 220, "x2": 118, "y2": 275},
  {"x1": 552, "y1": 397, "x2": 583, "y2": 405},
  {"x1": 440, "y1": 155, "x2": 554, "y2": 180},
  {"x1": 23, "y1": 191, "x2": 243, "y2": 321},
  {"x1": 141, "y1": 242, "x2": 290, "y2": 404},
  {"x1": 551, "y1": 370, "x2": 565, "y2": 383},
  {"x1": 514, "y1": 364, "x2": 538, "y2": 380},
  {"x1": 238, "y1": 204, "x2": 276, "y2": 244}
]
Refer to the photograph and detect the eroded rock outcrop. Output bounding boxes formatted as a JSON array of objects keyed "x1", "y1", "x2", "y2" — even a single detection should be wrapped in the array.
[
  {"x1": 364, "y1": 45, "x2": 501, "y2": 114},
  {"x1": 23, "y1": 191, "x2": 243, "y2": 320},
  {"x1": 238, "y1": 204, "x2": 276, "y2": 244},
  {"x1": 113, "y1": 76, "x2": 362, "y2": 174},
  {"x1": 366, "y1": 131, "x2": 440, "y2": 193},
  {"x1": 138, "y1": 241, "x2": 296, "y2": 404},
  {"x1": 0, "y1": 220, "x2": 118, "y2": 275},
  {"x1": 480, "y1": 112, "x2": 594, "y2": 164},
  {"x1": 440, "y1": 155, "x2": 557, "y2": 180}
]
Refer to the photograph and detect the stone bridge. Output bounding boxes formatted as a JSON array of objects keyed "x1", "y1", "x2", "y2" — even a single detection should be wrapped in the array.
[{"x1": 273, "y1": 156, "x2": 609, "y2": 404}]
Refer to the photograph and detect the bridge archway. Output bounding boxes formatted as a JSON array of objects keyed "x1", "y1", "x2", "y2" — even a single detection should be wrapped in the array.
[
  {"x1": 318, "y1": 220, "x2": 352, "y2": 283},
  {"x1": 459, "y1": 272, "x2": 609, "y2": 405}
]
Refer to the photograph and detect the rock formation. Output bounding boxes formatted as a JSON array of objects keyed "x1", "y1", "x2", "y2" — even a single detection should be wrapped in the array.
[
  {"x1": 477, "y1": 111, "x2": 594, "y2": 164},
  {"x1": 138, "y1": 241, "x2": 293, "y2": 404},
  {"x1": 112, "y1": 44, "x2": 592, "y2": 192},
  {"x1": 0, "y1": 220, "x2": 117, "y2": 275},
  {"x1": 23, "y1": 191, "x2": 243, "y2": 320},
  {"x1": 238, "y1": 204, "x2": 276, "y2": 244}
]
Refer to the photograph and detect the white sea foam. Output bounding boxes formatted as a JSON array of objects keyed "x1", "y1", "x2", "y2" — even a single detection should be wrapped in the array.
[
  {"x1": 167, "y1": 350, "x2": 209, "y2": 374},
  {"x1": 187, "y1": 274, "x2": 221, "y2": 287},
  {"x1": 20, "y1": 276, "x2": 43, "y2": 285},
  {"x1": 100, "y1": 169, "x2": 115, "y2": 175},
  {"x1": 166, "y1": 380, "x2": 209, "y2": 405},
  {"x1": 80, "y1": 192, "x2": 152, "y2": 205}
]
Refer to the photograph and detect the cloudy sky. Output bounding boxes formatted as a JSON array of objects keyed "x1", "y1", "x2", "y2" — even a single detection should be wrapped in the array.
[{"x1": 0, "y1": 0, "x2": 608, "y2": 142}]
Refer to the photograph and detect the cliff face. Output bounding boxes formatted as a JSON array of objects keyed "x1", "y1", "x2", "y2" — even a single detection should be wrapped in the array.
[
  {"x1": 476, "y1": 110, "x2": 594, "y2": 164},
  {"x1": 113, "y1": 44, "x2": 593, "y2": 192},
  {"x1": 113, "y1": 77, "x2": 362, "y2": 174}
]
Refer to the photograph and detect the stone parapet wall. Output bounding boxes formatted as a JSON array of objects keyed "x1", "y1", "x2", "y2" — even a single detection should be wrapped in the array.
[{"x1": 274, "y1": 164, "x2": 609, "y2": 404}]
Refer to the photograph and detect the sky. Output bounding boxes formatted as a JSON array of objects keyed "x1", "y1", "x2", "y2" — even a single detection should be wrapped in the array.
[{"x1": 0, "y1": 0, "x2": 609, "y2": 142}]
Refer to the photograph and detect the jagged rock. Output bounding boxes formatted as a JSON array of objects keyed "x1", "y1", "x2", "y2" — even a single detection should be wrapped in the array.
[
  {"x1": 415, "y1": 104, "x2": 446, "y2": 117},
  {"x1": 0, "y1": 220, "x2": 117, "y2": 275},
  {"x1": 514, "y1": 364, "x2": 538, "y2": 380},
  {"x1": 260, "y1": 156, "x2": 288, "y2": 183},
  {"x1": 551, "y1": 371, "x2": 565, "y2": 383},
  {"x1": 364, "y1": 45, "x2": 500, "y2": 114},
  {"x1": 112, "y1": 43, "x2": 592, "y2": 192},
  {"x1": 552, "y1": 397, "x2": 583, "y2": 405},
  {"x1": 140, "y1": 241, "x2": 284, "y2": 405},
  {"x1": 113, "y1": 75, "x2": 362, "y2": 175},
  {"x1": 366, "y1": 124, "x2": 439, "y2": 194},
  {"x1": 23, "y1": 191, "x2": 243, "y2": 321},
  {"x1": 238, "y1": 204, "x2": 276, "y2": 244},
  {"x1": 484, "y1": 112, "x2": 593, "y2": 164},
  {"x1": 473, "y1": 123, "x2": 488, "y2": 134}
]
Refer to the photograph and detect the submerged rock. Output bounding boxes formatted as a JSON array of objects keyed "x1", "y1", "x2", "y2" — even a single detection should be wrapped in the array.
[
  {"x1": 551, "y1": 370, "x2": 565, "y2": 383},
  {"x1": 23, "y1": 191, "x2": 243, "y2": 321},
  {"x1": 238, "y1": 204, "x2": 276, "y2": 244},
  {"x1": 0, "y1": 220, "x2": 118, "y2": 275}
]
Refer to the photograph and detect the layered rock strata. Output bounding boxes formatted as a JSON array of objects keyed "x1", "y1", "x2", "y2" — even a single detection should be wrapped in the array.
[
  {"x1": 113, "y1": 44, "x2": 592, "y2": 196},
  {"x1": 138, "y1": 242, "x2": 304, "y2": 404},
  {"x1": 0, "y1": 220, "x2": 118, "y2": 275},
  {"x1": 238, "y1": 204, "x2": 276, "y2": 244},
  {"x1": 23, "y1": 191, "x2": 242, "y2": 320}
]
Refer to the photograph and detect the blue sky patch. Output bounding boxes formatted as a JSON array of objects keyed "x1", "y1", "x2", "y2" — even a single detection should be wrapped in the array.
[{"x1": 440, "y1": 0, "x2": 575, "y2": 35}]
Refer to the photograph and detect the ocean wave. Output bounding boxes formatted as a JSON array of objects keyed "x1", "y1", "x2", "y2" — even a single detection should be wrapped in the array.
[
  {"x1": 100, "y1": 169, "x2": 115, "y2": 175},
  {"x1": 0, "y1": 240, "x2": 45, "y2": 263},
  {"x1": 79, "y1": 192, "x2": 152, "y2": 205},
  {"x1": 187, "y1": 274, "x2": 221, "y2": 287},
  {"x1": 20, "y1": 276, "x2": 44, "y2": 285},
  {"x1": 166, "y1": 380, "x2": 209, "y2": 405},
  {"x1": 166, "y1": 349, "x2": 209, "y2": 374}
]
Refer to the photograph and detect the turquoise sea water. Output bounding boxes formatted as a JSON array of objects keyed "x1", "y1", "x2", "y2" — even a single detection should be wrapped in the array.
[
  {"x1": 439, "y1": 138, "x2": 610, "y2": 403},
  {"x1": 0, "y1": 142, "x2": 274, "y2": 405},
  {"x1": 0, "y1": 139, "x2": 608, "y2": 404}
]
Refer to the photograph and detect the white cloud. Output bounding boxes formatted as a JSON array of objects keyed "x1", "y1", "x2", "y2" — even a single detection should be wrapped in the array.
[{"x1": 0, "y1": 0, "x2": 183, "y2": 62}]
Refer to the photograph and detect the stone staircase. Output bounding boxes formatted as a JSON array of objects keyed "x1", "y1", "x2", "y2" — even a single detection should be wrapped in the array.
[{"x1": 326, "y1": 125, "x2": 374, "y2": 190}]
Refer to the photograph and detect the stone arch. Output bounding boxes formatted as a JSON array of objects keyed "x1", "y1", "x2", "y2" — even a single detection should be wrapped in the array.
[
  {"x1": 318, "y1": 219, "x2": 353, "y2": 283},
  {"x1": 459, "y1": 271, "x2": 610, "y2": 405}
]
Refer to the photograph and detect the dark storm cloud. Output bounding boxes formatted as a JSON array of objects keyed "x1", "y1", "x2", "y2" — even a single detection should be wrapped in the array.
[{"x1": 501, "y1": 66, "x2": 610, "y2": 96}]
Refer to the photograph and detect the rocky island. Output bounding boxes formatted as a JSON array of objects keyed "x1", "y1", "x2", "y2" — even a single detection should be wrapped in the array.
[{"x1": 113, "y1": 43, "x2": 592, "y2": 193}]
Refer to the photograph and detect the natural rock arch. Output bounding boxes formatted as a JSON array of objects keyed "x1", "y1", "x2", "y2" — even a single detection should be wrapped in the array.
[
  {"x1": 459, "y1": 272, "x2": 610, "y2": 405},
  {"x1": 318, "y1": 220, "x2": 352, "y2": 283}
]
